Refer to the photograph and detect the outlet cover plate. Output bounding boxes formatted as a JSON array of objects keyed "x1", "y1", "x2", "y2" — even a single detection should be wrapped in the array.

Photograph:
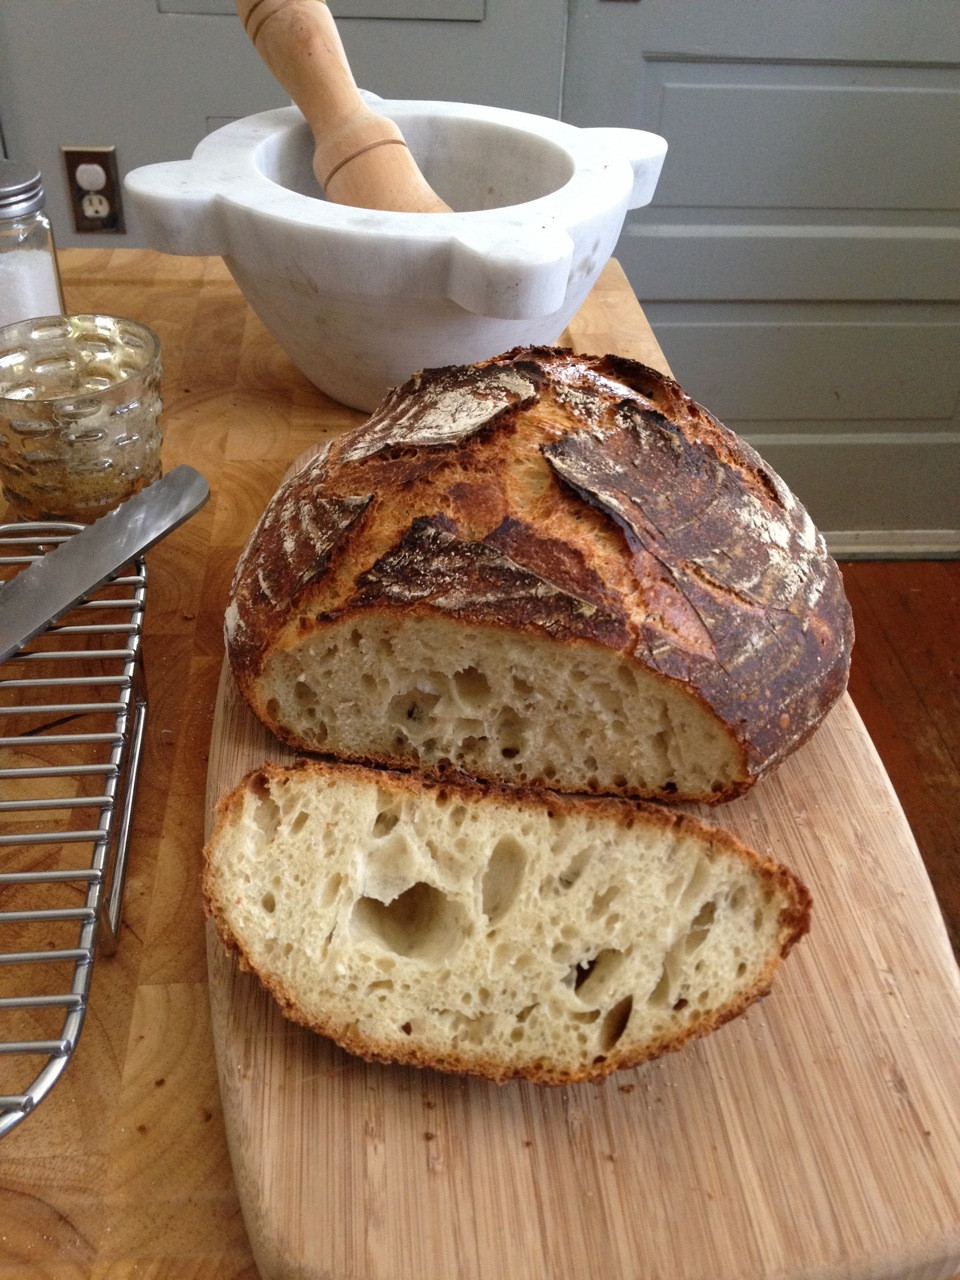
[{"x1": 61, "y1": 145, "x2": 126, "y2": 234}]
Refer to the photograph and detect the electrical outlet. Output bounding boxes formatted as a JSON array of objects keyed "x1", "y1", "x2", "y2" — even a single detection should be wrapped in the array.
[{"x1": 61, "y1": 145, "x2": 125, "y2": 234}]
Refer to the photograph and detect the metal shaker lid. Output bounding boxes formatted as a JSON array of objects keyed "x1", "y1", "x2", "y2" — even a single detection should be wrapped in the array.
[{"x1": 0, "y1": 160, "x2": 45, "y2": 218}]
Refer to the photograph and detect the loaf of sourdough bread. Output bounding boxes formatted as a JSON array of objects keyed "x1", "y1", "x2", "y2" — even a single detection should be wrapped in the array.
[
  {"x1": 203, "y1": 759, "x2": 811, "y2": 1084},
  {"x1": 226, "y1": 347, "x2": 853, "y2": 803}
]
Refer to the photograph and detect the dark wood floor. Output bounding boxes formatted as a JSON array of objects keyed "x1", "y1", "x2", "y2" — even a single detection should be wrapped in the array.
[{"x1": 838, "y1": 558, "x2": 960, "y2": 961}]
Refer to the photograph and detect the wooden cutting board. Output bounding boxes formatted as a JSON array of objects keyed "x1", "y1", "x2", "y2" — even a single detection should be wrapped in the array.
[
  {"x1": 202, "y1": 278, "x2": 960, "y2": 1276},
  {"x1": 204, "y1": 591, "x2": 960, "y2": 1280}
]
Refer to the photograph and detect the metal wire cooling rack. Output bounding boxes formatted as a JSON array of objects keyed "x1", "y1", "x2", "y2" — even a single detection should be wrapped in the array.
[{"x1": 0, "y1": 521, "x2": 147, "y2": 1136}]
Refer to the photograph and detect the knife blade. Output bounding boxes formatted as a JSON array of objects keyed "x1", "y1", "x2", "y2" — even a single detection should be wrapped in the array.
[{"x1": 0, "y1": 464, "x2": 210, "y2": 664}]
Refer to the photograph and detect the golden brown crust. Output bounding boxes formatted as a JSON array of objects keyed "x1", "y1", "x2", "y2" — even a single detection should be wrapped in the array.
[
  {"x1": 203, "y1": 759, "x2": 811, "y2": 1085},
  {"x1": 225, "y1": 347, "x2": 854, "y2": 800}
]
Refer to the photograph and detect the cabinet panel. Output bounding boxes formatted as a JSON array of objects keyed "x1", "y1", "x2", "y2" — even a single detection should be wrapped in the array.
[
  {"x1": 640, "y1": 307, "x2": 960, "y2": 424},
  {"x1": 623, "y1": 224, "x2": 960, "y2": 303},
  {"x1": 746, "y1": 437, "x2": 960, "y2": 537},
  {"x1": 649, "y1": 76, "x2": 960, "y2": 212}
]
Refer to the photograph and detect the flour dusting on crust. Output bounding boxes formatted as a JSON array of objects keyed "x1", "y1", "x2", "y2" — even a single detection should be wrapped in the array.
[{"x1": 341, "y1": 364, "x2": 540, "y2": 462}]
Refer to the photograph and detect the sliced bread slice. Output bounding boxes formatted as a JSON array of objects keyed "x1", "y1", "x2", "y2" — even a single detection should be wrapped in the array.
[{"x1": 203, "y1": 759, "x2": 810, "y2": 1084}]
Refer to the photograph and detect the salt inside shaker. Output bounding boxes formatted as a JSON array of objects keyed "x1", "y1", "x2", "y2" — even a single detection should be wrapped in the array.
[{"x1": 0, "y1": 161, "x2": 65, "y2": 329}]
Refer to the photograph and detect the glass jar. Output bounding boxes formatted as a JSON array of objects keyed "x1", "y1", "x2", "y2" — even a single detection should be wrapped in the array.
[
  {"x1": 0, "y1": 160, "x2": 65, "y2": 330},
  {"x1": 0, "y1": 314, "x2": 163, "y2": 522}
]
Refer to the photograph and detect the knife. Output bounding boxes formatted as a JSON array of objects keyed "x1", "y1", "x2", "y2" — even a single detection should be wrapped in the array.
[{"x1": 0, "y1": 464, "x2": 210, "y2": 664}]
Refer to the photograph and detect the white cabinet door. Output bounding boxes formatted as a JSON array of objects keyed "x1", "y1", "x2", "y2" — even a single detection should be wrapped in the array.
[{"x1": 563, "y1": 0, "x2": 960, "y2": 548}]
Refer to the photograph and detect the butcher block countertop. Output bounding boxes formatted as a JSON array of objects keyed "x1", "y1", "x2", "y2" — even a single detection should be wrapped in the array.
[{"x1": 1, "y1": 249, "x2": 959, "y2": 1280}]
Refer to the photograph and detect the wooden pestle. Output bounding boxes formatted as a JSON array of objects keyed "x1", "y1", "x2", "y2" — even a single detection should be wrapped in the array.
[{"x1": 236, "y1": 0, "x2": 451, "y2": 212}]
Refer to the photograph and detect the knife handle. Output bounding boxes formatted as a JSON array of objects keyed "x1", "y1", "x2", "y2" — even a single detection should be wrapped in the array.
[{"x1": 235, "y1": 0, "x2": 451, "y2": 213}]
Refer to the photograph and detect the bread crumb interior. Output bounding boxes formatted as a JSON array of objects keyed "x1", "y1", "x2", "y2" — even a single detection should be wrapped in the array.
[
  {"x1": 260, "y1": 615, "x2": 739, "y2": 800},
  {"x1": 210, "y1": 767, "x2": 788, "y2": 1080}
]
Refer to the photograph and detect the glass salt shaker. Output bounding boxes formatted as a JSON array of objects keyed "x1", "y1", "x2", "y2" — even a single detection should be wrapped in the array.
[{"x1": 0, "y1": 160, "x2": 65, "y2": 329}]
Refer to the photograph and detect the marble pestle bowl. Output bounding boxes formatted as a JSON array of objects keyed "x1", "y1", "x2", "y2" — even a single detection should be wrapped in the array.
[{"x1": 125, "y1": 97, "x2": 667, "y2": 411}]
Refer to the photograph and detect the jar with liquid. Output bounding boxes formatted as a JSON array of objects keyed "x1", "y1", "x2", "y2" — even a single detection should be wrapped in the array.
[
  {"x1": 0, "y1": 313, "x2": 163, "y2": 522},
  {"x1": 0, "y1": 160, "x2": 65, "y2": 329}
]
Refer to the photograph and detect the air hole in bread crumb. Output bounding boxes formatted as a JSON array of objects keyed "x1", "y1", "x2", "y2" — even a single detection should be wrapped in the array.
[
  {"x1": 320, "y1": 875, "x2": 343, "y2": 910},
  {"x1": 453, "y1": 665, "x2": 492, "y2": 707},
  {"x1": 683, "y1": 900, "x2": 717, "y2": 955},
  {"x1": 679, "y1": 857, "x2": 713, "y2": 912},
  {"x1": 482, "y1": 835, "x2": 527, "y2": 924},
  {"x1": 261, "y1": 892, "x2": 276, "y2": 914},
  {"x1": 496, "y1": 708, "x2": 524, "y2": 755},
  {"x1": 253, "y1": 797, "x2": 281, "y2": 840},
  {"x1": 600, "y1": 995, "x2": 633, "y2": 1051},
  {"x1": 371, "y1": 806, "x2": 400, "y2": 837},
  {"x1": 352, "y1": 882, "x2": 467, "y2": 962},
  {"x1": 389, "y1": 689, "x2": 439, "y2": 727},
  {"x1": 648, "y1": 964, "x2": 671, "y2": 1008},
  {"x1": 590, "y1": 886, "x2": 619, "y2": 920},
  {"x1": 289, "y1": 809, "x2": 309, "y2": 835},
  {"x1": 573, "y1": 948, "x2": 626, "y2": 1002},
  {"x1": 590, "y1": 682, "x2": 622, "y2": 715},
  {"x1": 572, "y1": 1009, "x2": 601, "y2": 1025},
  {"x1": 293, "y1": 681, "x2": 317, "y2": 708},
  {"x1": 558, "y1": 846, "x2": 590, "y2": 890},
  {"x1": 250, "y1": 771, "x2": 272, "y2": 801},
  {"x1": 665, "y1": 873, "x2": 685, "y2": 903}
]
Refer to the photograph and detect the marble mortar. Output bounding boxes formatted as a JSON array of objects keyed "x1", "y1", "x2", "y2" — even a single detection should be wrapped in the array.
[{"x1": 125, "y1": 98, "x2": 667, "y2": 411}]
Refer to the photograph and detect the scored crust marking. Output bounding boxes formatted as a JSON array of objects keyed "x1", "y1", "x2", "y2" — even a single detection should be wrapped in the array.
[
  {"x1": 229, "y1": 441, "x2": 334, "y2": 592},
  {"x1": 224, "y1": 438, "x2": 372, "y2": 659},
  {"x1": 340, "y1": 364, "x2": 541, "y2": 463},
  {"x1": 348, "y1": 515, "x2": 630, "y2": 647},
  {"x1": 544, "y1": 358, "x2": 660, "y2": 430},
  {"x1": 544, "y1": 406, "x2": 829, "y2": 621}
]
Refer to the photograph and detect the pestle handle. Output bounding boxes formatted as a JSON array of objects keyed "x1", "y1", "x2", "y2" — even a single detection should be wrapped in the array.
[{"x1": 236, "y1": 0, "x2": 451, "y2": 213}]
